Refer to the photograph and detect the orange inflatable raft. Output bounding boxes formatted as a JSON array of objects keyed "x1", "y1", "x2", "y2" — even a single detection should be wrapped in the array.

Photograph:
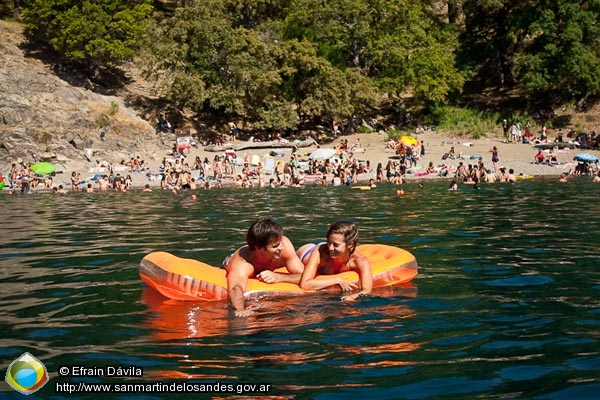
[{"x1": 139, "y1": 244, "x2": 418, "y2": 301}]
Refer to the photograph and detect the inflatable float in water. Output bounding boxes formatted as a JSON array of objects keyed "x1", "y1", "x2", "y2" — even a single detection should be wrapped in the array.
[{"x1": 140, "y1": 244, "x2": 418, "y2": 301}]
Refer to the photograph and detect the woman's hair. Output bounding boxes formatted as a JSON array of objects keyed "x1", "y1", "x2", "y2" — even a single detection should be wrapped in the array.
[
  {"x1": 247, "y1": 218, "x2": 284, "y2": 250},
  {"x1": 327, "y1": 220, "x2": 359, "y2": 254}
]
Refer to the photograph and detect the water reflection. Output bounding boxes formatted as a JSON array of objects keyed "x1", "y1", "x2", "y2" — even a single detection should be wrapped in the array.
[
  {"x1": 140, "y1": 284, "x2": 420, "y2": 382},
  {"x1": 1, "y1": 179, "x2": 599, "y2": 398}
]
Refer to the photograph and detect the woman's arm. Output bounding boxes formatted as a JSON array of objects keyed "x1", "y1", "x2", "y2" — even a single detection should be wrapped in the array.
[
  {"x1": 341, "y1": 253, "x2": 373, "y2": 301},
  {"x1": 299, "y1": 246, "x2": 356, "y2": 291}
]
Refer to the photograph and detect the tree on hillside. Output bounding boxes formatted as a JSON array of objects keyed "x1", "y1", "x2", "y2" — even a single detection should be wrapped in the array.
[
  {"x1": 283, "y1": 0, "x2": 464, "y2": 103},
  {"x1": 22, "y1": 0, "x2": 153, "y2": 78},
  {"x1": 514, "y1": 1, "x2": 600, "y2": 100},
  {"x1": 143, "y1": 0, "x2": 463, "y2": 132},
  {"x1": 459, "y1": 0, "x2": 600, "y2": 103},
  {"x1": 0, "y1": 0, "x2": 23, "y2": 19},
  {"x1": 143, "y1": 0, "x2": 360, "y2": 131},
  {"x1": 457, "y1": 0, "x2": 537, "y2": 89}
]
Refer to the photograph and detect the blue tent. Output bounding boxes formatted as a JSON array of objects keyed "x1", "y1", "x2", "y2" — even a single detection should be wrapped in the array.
[{"x1": 573, "y1": 153, "x2": 599, "y2": 163}]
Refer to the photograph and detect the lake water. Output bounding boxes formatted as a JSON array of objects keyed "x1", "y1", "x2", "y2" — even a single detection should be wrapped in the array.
[{"x1": 1, "y1": 178, "x2": 599, "y2": 399}]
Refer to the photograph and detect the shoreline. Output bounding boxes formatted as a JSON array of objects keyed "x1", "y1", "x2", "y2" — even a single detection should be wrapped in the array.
[{"x1": 3, "y1": 130, "x2": 599, "y2": 193}]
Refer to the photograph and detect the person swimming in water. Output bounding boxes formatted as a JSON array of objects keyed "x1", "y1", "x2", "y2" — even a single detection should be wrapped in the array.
[
  {"x1": 296, "y1": 220, "x2": 372, "y2": 301},
  {"x1": 222, "y1": 217, "x2": 304, "y2": 317}
]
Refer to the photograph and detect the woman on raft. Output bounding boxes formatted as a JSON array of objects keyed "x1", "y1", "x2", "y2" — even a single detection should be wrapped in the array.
[{"x1": 296, "y1": 220, "x2": 373, "y2": 301}]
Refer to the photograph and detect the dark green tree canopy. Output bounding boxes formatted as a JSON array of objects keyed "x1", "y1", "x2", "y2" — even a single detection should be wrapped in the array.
[
  {"x1": 23, "y1": 0, "x2": 153, "y2": 76},
  {"x1": 142, "y1": 0, "x2": 463, "y2": 131},
  {"x1": 13, "y1": 0, "x2": 600, "y2": 132}
]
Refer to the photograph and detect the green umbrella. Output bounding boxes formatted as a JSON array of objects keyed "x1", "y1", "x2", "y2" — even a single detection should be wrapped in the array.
[{"x1": 30, "y1": 162, "x2": 56, "y2": 175}]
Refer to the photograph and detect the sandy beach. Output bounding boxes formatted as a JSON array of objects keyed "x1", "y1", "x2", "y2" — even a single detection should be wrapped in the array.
[{"x1": 5, "y1": 129, "x2": 600, "y2": 192}]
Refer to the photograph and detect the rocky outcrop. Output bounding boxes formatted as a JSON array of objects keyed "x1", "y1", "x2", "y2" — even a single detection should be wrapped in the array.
[{"x1": 0, "y1": 21, "x2": 159, "y2": 172}]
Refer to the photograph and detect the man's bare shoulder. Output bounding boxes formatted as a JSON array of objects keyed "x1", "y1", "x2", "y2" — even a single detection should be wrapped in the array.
[{"x1": 227, "y1": 247, "x2": 255, "y2": 273}]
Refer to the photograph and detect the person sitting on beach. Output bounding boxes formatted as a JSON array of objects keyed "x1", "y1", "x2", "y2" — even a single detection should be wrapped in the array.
[
  {"x1": 222, "y1": 218, "x2": 305, "y2": 317},
  {"x1": 548, "y1": 149, "x2": 558, "y2": 165},
  {"x1": 455, "y1": 162, "x2": 468, "y2": 179},
  {"x1": 350, "y1": 138, "x2": 364, "y2": 152},
  {"x1": 44, "y1": 175, "x2": 53, "y2": 189},
  {"x1": 448, "y1": 146, "x2": 456, "y2": 159},
  {"x1": 296, "y1": 220, "x2": 372, "y2": 301},
  {"x1": 426, "y1": 161, "x2": 436, "y2": 174},
  {"x1": 535, "y1": 150, "x2": 545, "y2": 164},
  {"x1": 439, "y1": 164, "x2": 449, "y2": 177},
  {"x1": 593, "y1": 170, "x2": 600, "y2": 183}
]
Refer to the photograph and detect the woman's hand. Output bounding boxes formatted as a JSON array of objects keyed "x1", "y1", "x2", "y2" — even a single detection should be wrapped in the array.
[{"x1": 337, "y1": 277, "x2": 357, "y2": 292}]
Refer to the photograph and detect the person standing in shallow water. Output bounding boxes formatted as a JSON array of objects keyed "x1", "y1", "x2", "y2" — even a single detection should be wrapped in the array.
[
  {"x1": 296, "y1": 220, "x2": 373, "y2": 301},
  {"x1": 490, "y1": 146, "x2": 500, "y2": 173}
]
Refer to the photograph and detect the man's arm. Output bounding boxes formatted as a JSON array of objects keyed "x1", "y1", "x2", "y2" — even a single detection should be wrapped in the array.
[
  {"x1": 256, "y1": 237, "x2": 304, "y2": 284},
  {"x1": 226, "y1": 256, "x2": 254, "y2": 317},
  {"x1": 276, "y1": 237, "x2": 305, "y2": 283}
]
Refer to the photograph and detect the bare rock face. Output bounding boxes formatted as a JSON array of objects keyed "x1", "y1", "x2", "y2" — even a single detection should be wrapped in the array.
[{"x1": 0, "y1": 21, "x2": 157, "y2": 172}]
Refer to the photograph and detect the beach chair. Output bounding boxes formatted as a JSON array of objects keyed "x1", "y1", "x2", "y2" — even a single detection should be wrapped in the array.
[{"x1": 264, "y1": 157, "x2": 275, "y2": 175}]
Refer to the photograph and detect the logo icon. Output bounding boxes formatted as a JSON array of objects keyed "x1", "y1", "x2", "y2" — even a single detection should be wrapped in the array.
[{"x1": 5, "y1": 352, "x2": 49, "y2": 395}]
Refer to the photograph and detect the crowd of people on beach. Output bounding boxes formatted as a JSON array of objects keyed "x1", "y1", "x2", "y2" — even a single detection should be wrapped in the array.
[{"x1": 3, "y1": 128, "x2": 600, "y2": 195}]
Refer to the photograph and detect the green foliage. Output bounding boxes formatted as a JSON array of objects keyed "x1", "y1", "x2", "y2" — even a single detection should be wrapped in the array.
[
  {"x1": 108, "y1": 101, "x2": 119, "y2": 116},
  {"x1": 514, "y1": 1, "x2": 600, "y2": 98},
  {"x1": 428, "y1": 105, "x2": 502, "y2": 139},
  {"x1": 459, "y1": 0, "x2": 600, "y2": 101},
  {"x1": 22, "y1": 0, "x2": 153, "y2": 75},
  {"x1": 18, "y1": 0, "x2": 600, "y2": 136},
  {"x1": 385, "y1": 128, "x2": 405, "y2": 141},
  {"x1": 0, "y1": 0, "x2": 18, "y2": 19},
  {"x1": 140, "y1": 0, "x2": 465, "y2": 131},
  {"x1": 96, "y1": 115, "x2": 109, "y2": 129}
]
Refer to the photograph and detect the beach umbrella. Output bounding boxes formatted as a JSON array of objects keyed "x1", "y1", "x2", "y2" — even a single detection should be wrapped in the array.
[
  {"x1": 399, "y1": 135, "x2": 418, "y2": 146},
  {"x1": 309, "y1": 148, "x2": 337, "y2": 160},
  {"x1": 29, "y1": 161, "x2": 56, "y2": 175},
  {"x1": 573, "y1": 153, "x2": 599, "y2": 163}
]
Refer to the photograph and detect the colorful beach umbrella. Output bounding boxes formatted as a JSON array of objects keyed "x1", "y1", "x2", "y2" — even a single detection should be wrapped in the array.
[
  {"x1": 309, "y1": 148, "x2": 337, "y2": 160},
  {"x1": 399, "y1": 135, "x2": 418, "y2": 146},
  {"x1": 29, "y1": 162, "x2": 56, "y2": 175}
]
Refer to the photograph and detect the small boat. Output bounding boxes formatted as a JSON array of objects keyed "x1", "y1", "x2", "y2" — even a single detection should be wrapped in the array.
[{"x1": 139, "y1": 244, "x2": 418, "y2": 301}]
